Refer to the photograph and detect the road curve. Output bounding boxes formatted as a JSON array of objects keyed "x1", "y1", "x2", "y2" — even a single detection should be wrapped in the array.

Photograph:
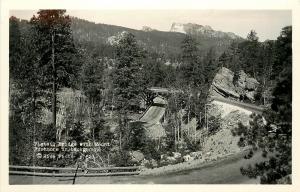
[
  {"x1": 9, "y1": 96, "x2": 266, "y2": 184},
  {"x1": 10, "y1": 150, "x2": 263, "y2": 184},
  {"x1": 211, "y1": 96, "x2": 264, "y2": 114}
]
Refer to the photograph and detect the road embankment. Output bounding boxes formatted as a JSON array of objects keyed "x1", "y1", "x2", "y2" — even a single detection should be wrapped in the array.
[{"x1": 139, "y1": 149, "x2": 254, "y2": 176}]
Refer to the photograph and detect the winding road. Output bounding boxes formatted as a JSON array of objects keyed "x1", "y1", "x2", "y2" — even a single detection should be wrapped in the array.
[
  {"x1": 10, "y1": 150, "x2": 263, "y2": 184},
  {"x1": 211, "y1": 96, "x2": 264, "y2": 114},
  {"x1": 10, "y1": 94, "x2": 266, "y2": 184}
]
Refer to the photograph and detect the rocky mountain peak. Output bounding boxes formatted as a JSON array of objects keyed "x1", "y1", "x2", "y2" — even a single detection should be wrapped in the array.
[
  {"x1": 170, "y1": 22, "x2": 241, "y2": 39},
  {"x1": 170, "y1": 22, "x2": 186, "y2": 33}
]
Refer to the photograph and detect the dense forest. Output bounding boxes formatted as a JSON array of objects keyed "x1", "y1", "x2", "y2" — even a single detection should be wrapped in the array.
[{"x1": 9, "y1": 10, "x2": 292, "y2": 183}]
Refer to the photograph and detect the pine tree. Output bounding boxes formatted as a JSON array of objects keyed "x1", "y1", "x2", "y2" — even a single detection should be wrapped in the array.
[
  {"x1": 30, "y1": 10, "x2": 81, "y2": 140},
  {"x1": 9, "y1": 16, "x2": 53, "y2": 165},
  {"x1": 9, "y1": 16, "x2": 22, "y2": 82},
  {"x1": 111, "y1": 31, "x2": 146, "y2": 114},
  {"x1": 259, "y1": 40, "x2": 276, "y2": 105},
  {"x1": 111, "y1": 32, "x2": 146, "y2": 152},
  {"x1": 232, "y1": 26, "x2": 292, "y2": 184},
  {"x1": 204, "y1": 48, "x2": 218, "y2": 85},
  {"x1": 81, "y1": 55, "x2": 104, "y2": 103},
  {"x1": 80, "y1": 54, "x2": 105, "y2": 142},
  {"x1": 243, "y1": 30, "x2": 260, "y2": 78},
  {"x1": 180, "y1": 35, "x2": 204, "y2": 88},
  {"x1": 272, "y1": 26, "x2": 292, "y2": 80}
]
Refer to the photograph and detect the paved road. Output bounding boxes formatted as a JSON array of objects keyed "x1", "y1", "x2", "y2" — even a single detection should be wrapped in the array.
[
  {"x1": 138, "y1": 96, "x2": 167, "y2": 138},
  {"x1": 211, "y1": 96, "x2": 264, "y2": 114},
  {"x1": 10, "y1": 151, "x2": 263, "y2": 184},
  {"x1": 139, "y1": 97, "x2": 166, "y2": 124},
  {"x1": 137, "y1": 151, "x2": 262, "y2": 184},
  {"x1": 140, "y1": 105, "x2": 165, "y2": 126}
]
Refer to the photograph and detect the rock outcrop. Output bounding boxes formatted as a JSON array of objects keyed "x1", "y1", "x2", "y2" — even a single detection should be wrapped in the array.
[
  {"x1": 129, "y1": 150, "x2": 145, "y2": 164},
  {"x1": 209, "y1": 67, "x2": 259, "y2": 102},
  {"x1": 170, "y1": 23, "x2": 241, "y2": 39},
  {"x1": 203, "y1": 67, "x2": 259, "y2": 159},
  {"x1": 141, "y1": 26, "x2": 156, "y2": 32}
]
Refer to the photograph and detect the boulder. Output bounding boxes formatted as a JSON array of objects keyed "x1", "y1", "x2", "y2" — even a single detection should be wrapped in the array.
[
  {"x1": 166, "y1": 156, "x2": 177, "y2": 163},
  {"x1": 245, "y1": 77, "x2": 259, "y2": 91},
  {"x1": 190, "y1": 151, "x2": 203, "y2": 159},
  {"x1": 130, "y1": 150, "x2": 144, "y2": 163},
  {"x1": 236, "y1": 70, "x2": 259, "y2": 91},
  {"x1": 245, "y1": 91, "x2": 256, "y2": 101},
  {"x1": 210, "y1": 67, "x2": 240, "y2": 99},
  {"x1": 209, "y1": 67, "x2": 260, "y2": 102},
  {"x1": 183, "y1": 155, "x2": 194, "y2": 162},
  {"x1": 236, "y1": 70, "x2": 247, "y2": 89},
  {"x1": 172, "y1": 152, "x2": 182, "y2": 159}
]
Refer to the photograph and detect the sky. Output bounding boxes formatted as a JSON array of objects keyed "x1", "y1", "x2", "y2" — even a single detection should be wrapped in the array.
[{"x1": 9, "y1": 10, "x2": 292, "y2": 41}]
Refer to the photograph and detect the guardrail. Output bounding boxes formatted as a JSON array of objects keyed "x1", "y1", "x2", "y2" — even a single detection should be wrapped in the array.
[{"x1": 9, "y1": 165, "x2": 141, "y2": 177}]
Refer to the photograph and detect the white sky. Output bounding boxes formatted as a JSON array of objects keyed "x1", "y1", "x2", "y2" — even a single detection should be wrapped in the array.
[{"x1": 9, "y1": 10, "x2": 291, "y2": 41}]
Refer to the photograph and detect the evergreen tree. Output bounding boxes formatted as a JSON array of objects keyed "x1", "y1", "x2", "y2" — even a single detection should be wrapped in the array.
[
  {"x1": 258, "y1": 40, "x2": 276, "y2": 105},
  {"x1": 80, "y1": 54, "x2": 105, "y2": 142},
  {"x1": 180, "y1": 35, "x2": 204, "y2": 88},
  {"x1": 204, "y1": 47, "x2": 218, "y2": 85},
  {"x1": 218, "y1": 52, "x2": 229, "y2": 68},
  {"x1": 81, "y1": 55, "x2": 104, "y2": 103},
  {"x1": 243, "y1": 30, "x2": 260, "y2": 77},
  {"x1": 272, "y1": 26, "x2": 292, "y2": 80},
  {"x1": 9, "y1": 16, "x2": 22, "y2": 82},
  {"x1": 9, "y1": 16, "x2": 48, "y2": 165},
  {"x1": 111, "y1": 31, "x2": 146, "y2": 113},
  {"x1": 111, "y1": 32, "x2": 146, "y2": 152},
  {"x1": 232, "y1": 26, "x2": 292, "y2": 184},
  {"x1": 30, "y1": 10, "x2": 81, "y2": 140}
]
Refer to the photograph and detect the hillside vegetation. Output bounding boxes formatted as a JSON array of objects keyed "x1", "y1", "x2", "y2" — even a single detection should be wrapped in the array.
[{"x1": 9, "y1": 10, "x2": 291, "y2": 184}]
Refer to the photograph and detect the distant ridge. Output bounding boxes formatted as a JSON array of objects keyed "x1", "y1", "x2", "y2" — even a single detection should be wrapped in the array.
[{"x1": 170, "y1": 22, "x2": 241, "y2": 39}]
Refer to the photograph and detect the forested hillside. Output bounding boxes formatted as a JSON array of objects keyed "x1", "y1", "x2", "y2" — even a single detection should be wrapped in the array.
[
  {"x1": 70, "y1": 17, "x2": 243, "y2": 59},
  {"x1": 9, "y1": 10, "x2": 292, "y2": 184}
]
